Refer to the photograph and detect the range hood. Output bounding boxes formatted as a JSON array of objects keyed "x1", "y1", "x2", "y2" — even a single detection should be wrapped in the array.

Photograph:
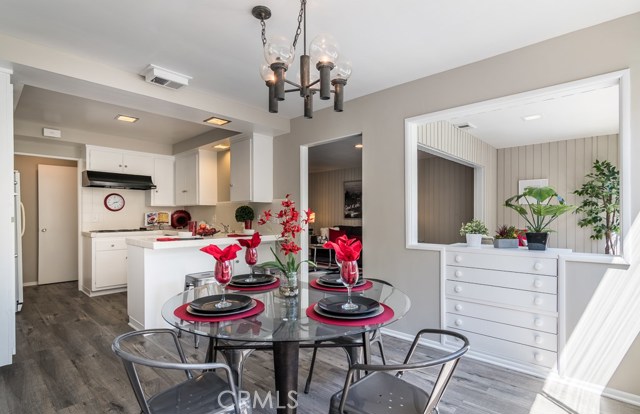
[{"x1": 82, "y1": 170, "x2": 156, "y2": 190}]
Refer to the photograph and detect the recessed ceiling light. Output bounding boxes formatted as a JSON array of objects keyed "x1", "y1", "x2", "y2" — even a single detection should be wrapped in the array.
[
  {"x1": 522, "y1": 114, "x2": 542, "y2": 121},
  {"x1": 115, "y1": 114, "x2": 139, "y2": 123},
  {"x1": 204, "y1": 116, "x2": 231, "y2": 126},
  {"x1": 214, "y1": 144, "x2": 230, "y2": 150},
  {"x1": 355, "y1": 143, "x2": 363, "y2": 149}
]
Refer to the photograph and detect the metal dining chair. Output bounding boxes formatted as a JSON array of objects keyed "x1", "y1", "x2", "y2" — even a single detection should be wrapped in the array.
[
  {"x1": 329, "y1": 329, "x2": 469, "y2": 414},
  {"x1": 112, "y1": 329, "x2": 252, "y2": 414},
  {"x1": 304, "y1": 277, "x2": 392, "y2": 394}
]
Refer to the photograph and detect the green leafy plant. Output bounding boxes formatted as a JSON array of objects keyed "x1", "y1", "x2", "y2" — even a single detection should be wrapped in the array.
[
  {"x1": 494, "y1": 225, "x2": 518, "y2": 239},
  {"x1": 459, "y1": 219, "x2": 489, "y2": 236},
  {"x1": 573, "y1": 160, "x2": 620, "y2": 255},
  {"x1": 504, "y1": 186, "x2": 575, "y2": 233},
  {"x1": 234, "y1": 205, "x2": 255, "y2": 223}
]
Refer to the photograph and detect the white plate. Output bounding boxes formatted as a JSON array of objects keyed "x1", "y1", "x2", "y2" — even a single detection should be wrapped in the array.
[{"x1": 313, "y1": 304, "x2": 384, "y2": 320}]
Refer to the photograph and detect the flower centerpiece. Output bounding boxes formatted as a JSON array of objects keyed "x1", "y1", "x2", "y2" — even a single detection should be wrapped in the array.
[
  {"x1": 459, "y1": 219, "x2": 488, "y2": 247},
  {"x1": 258, "y1": 194, "x2": 315, "y2": 297}
]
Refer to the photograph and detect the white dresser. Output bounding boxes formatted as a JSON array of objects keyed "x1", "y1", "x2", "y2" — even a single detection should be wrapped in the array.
[{"x1": 443, "y1": 245, "x2": 569, "y2": 375}]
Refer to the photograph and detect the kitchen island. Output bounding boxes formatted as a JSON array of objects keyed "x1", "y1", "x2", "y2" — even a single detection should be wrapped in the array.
[{"x1": 126, "y1": 234, "x2": 278, "y2": 330}]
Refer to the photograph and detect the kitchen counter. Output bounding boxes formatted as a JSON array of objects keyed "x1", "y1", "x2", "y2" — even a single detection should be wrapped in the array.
[
  {"x1": 125, "y1": 233, "x2": 278, "y2": 249},
  {"x1": 82, "y1": 230, "x2": 164, "y2": 238}
]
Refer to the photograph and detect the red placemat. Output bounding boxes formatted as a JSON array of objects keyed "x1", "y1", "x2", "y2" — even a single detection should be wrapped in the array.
[
  {"x1": 305, "y1": 303, "x2": 394, "y2": 326},
  {"x1": 310, "y1": 279, "x2": 373, "y2": 292},
  {"x1": 157, "y1": 237, "x2": 180, "y2": 241},
  {"x1": 174, "y1": 299, "x2": 265, "y2": 323},
  {"x1": 229, "y1": 279, "x2": 280, "y2": 292}
]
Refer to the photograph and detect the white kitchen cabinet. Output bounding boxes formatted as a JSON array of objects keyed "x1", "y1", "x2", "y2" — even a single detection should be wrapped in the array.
[
  {"x1": 230, "y1": 133, "x2": 273, "y2": 202},
  {"x1": 148, "y1": 156, "x2": 175, "y2": 206},
  {"x1": 82, "y1": 236, "x2": 128, "y2": 295},
  {"x1": 175, "y1": 149, "x2": 217, "y2": 206},
  {"x1": 443, "y1": 246, "x2": 568, "y2": 376},
  {"x1": 86, "y1": 145, "x2": 154, "y2": 176}
]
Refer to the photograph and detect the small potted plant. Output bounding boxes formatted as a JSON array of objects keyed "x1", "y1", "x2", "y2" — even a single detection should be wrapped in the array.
[
  {"x1": 235, "y1": 205, "x2": 255, "y2": 234},
  {"x1": 504, "y1": 186, "x2": 575, "y2": 250},
  {"x1": 493, "y1": 225, "x2": 519, "y2": 248},
  {"x1": 460, "y1": 219, "x2": 488, "y2": 247}
]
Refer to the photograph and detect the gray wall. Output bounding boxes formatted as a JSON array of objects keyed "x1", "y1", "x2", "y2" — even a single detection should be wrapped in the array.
[
  {"x1": 273, "y1": 13, "x2": 640, "y2": 397},
  {"x1": 309, "y1": 167, "x2": 362, "y2": 232}
]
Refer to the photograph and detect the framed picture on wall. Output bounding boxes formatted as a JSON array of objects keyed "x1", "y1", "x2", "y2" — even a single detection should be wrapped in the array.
[{"x1": 344, "y1": 180, "x2": 362, "y2": 219}]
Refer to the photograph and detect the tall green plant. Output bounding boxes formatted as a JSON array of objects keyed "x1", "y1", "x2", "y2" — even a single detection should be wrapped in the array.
[
  {"x1": 504, "y1": 186, "x2": 575, "y2": 233},
  {"x1": 573, "y1": 160, "x2": 620, "y2": 255}
]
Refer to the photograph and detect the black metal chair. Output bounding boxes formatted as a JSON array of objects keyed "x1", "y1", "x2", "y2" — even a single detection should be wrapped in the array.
[
  {"x1": 329, "y1": 329, "x2": 469, "y2": 414},
  {"x1": 112, "y1": 329, "x2": 252, "y2": 414},
  {"x1": 304, "y1": 277, "x2": 392, "y2": 394}
]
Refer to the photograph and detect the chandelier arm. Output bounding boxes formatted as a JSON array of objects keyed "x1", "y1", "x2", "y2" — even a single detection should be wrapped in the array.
[
  {"x1": 284, "y1": 79, "x2": 302, "y2": 88},
  {"x1": 307, "y1": 79, "x2": 320, "y2": 88},
  {"x1": 285, "y1": 88, "x2": 302, "y2": 93}
]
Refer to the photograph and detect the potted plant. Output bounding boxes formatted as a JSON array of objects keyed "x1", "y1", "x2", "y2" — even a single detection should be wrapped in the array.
[
  {"x1": 460, "y1": 219, "x2": 488, "y2": 247},
  {"x1": 493, "y1": 225, "x2": 519, "y2": 248},
  {"x1": 573, "y1": 160, "x2": 620, "y2": 255},
  {"x1": 504, "y1": 186, "x2": 575, "y2": 250},
  {"x1": 235, "y1": 205, "x2": 255, "y2": 234}
]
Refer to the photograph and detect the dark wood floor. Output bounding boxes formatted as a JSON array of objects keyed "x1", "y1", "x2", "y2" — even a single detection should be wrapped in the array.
[{"x1": 1, "y1": 282, "x2": 638, "y2": 414}]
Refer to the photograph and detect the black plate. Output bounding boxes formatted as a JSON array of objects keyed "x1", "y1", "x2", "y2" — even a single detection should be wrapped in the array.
[
  {"x1": 190, "y1": 294, "x2": 252, "y2": 313},
  {"x1": 317, "y1": 296, "x2": 380, "y2": 316},
  {"x1": 229, "y1": 274, "x2": 276, "y2": 286},
  {"x1": 187, "y1": 300, "x2": 257, "y2": 317},
  {"x1": 317, "y1": 275, "x2": 365, "y2": 287},
  {"x1": 314, "y1": 304, "x2": 385, "y2": 320}
]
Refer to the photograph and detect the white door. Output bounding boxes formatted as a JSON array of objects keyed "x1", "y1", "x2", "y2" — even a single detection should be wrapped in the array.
[{"x1": 38, "y1": 165, "x2": 78, "y2": 284}]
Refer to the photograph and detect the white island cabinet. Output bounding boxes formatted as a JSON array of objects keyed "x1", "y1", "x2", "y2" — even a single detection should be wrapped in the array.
[{"x1": 126, "y1": 235, "x2": 277, "y2": 330}]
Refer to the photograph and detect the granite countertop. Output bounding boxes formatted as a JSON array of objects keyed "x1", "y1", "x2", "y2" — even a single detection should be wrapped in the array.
[{"x1": 125, "y1": 233, "x2": 278, "y2": 250}]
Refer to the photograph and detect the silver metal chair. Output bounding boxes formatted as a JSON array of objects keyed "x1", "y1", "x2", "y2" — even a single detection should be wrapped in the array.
[
  {"x1": 112, "y1": 329, "x2": 252, "y2": 414},
  {"x1": 304, "y1": 277, "x2": 392, "y2": 394},
  {"x1": 181, "y1": 271, "x2": 217, "y2": 348},
  {"x1": 329, "y1": 329, "x2": 469, "y2": 414}
]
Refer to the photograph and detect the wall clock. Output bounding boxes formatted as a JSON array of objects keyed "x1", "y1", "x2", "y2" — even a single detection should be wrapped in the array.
[{"x1": 104, "y1": 193, "x2": 125, "y2": 211}]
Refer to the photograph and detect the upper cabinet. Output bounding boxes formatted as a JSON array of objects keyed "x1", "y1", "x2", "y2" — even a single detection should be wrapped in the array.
[
  {"x1": 148, "y1": 157, "x2": 175, "y2": 206},
  {"x1": 175, "y1": 149, "x2": 217, "y2": 206},
  {"x1": 86, "y1": 145, "x2": 154, "y2": 176},
  {"x1": 230, "y1": 134, "x2": 273, "y2": 202}
]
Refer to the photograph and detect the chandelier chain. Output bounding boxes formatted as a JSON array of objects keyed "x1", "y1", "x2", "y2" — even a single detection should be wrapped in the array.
[
  {"x1": 260, "y1": 18, "x2": 267, "y2": 47},
  {"x1": 292, "y1": 0, "x2": 306, "y2": 50}
]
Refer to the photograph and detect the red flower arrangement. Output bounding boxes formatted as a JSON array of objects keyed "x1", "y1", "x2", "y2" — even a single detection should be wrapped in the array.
[{"x1": 258, "y1": 194, "x2": 315, "y2": 274}]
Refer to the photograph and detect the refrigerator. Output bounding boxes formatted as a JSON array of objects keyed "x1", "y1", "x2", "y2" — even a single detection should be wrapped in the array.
[{"x1": 13, "y1": 170, "x2": 24, "y2": 312}]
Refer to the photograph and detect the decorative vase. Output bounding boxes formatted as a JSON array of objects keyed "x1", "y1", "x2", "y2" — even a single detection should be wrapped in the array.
[
  {"x1": 525, "y1": 232, "x2": 549, "y2": 250},
  {"x1": 465, "y1": 234, "x2": 483, "y2": 247},
  {"x1": 279, "y1": 271, "x2": 299, "y2": 297},
  {"x1": 493, "y1": 238, "x2": 519, "y2": 248}
]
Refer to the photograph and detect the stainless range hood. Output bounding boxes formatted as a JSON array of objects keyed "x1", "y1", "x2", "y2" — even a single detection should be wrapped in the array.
[{"x1": 82, "y1": 170, "x2": 156, "y2": 190}]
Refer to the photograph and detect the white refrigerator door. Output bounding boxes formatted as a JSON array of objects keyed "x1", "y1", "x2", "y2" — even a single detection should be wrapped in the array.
[{"x1": 14, "y1": 171, "x2": 23, "y2": 313}]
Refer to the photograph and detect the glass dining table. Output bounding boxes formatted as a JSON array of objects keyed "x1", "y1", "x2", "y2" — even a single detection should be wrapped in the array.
[{"x1": 161, "y1": 276, "x2": 411, "y2": 414}]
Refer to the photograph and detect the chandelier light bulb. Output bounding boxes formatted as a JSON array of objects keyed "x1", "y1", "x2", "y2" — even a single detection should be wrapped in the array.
[
  {"x1": 264, "y1": 35, "x2": 295, "y2": 66},
  {"x1": 259, "y1": 63, "x2": 275, "y2": 82},
  {"x1": 310, "y1": 34, "x2": 340, "y2": 65},
  {"x1": 333, "y1": 56, "x2": 352, "y2": 80}
]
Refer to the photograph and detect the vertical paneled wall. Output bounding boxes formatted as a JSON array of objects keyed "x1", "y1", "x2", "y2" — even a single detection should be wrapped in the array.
[
  {"x1": 418, "y1": 155, "x2": 474, "y2": 244},
  {"x1": 497, "y1": 134, "x2": 618, "y2": 253},
  {"x1": 309, "y1": 167, "x2": 362, "y2": 233},
  {"x1": 418, "y1": 121, "x2": 498, "y2": 232}
]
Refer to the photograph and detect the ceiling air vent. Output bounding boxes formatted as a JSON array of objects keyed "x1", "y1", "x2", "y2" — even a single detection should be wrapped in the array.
[
  {"x1": 454, "y1": 122, "x2": 476, "y2": 130},
  {"x1": 141, "y1": 64, "x2": 192, "y2": 90}
]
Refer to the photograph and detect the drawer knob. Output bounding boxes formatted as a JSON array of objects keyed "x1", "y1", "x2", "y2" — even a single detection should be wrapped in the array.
[
  {"x1": 455, "y1": 319, "x2": 463, "y2": 326},
  {"x1": 533, "y1": 279, "x2": 543, "y2": 288},
  {"x1": 454, "y1": 304, "x2": 463, "y2": 311},
  {"x1": 534, "y1": 335, "x2": 543, "y2": 344},
  {"x1": 111, "y1": 244, "x2": 115, "y2": 247},
  {"x1": 455, "y1": 255, "x2": 463, "y2": 263},
  {"x1": 534, "y1": 352, "x2": 543, "y2": 362},
  {"x1": 534, "y1": 296, "x2": 543, "y2": 306},
  {"x1": 534, "y1": 262, "x2": 543, "y2": 271},
  {"x1": 534, "y1": 318, "x2": 543, "y2": 327},
  {"x1": 454, "y1": 285, "x2": 463, "y2": 293},
  {"x1": 454, "y1": 270, "x2": 462, "y2": 278}
]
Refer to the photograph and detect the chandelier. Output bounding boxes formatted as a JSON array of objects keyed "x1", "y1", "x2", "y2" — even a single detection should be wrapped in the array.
[{"x1": 252, "y1": 0, "x2": 352, "y2": 118}]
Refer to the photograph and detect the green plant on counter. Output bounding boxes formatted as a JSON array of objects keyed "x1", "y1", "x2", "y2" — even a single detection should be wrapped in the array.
[
  {"x1": 234, "y1": 205, "x2": 255, "y2": 223},
  {"x1": 504, "y1": 186, "x2": 575, "y2": 233},
  {"x1": 494, "y1": 225, "x2": 518, "y2": 239},
  {"x1": 459, "y1": 219, "x2": 489, "y2": 236}
]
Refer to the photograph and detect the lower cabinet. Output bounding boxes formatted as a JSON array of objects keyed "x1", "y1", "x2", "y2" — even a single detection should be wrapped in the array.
[{"x1": 83, "y1": 236, "x2": 128, "y2": 295}]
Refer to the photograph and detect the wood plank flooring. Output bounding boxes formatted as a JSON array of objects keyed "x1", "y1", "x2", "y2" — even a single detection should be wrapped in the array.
[{"x1": 1, "y1": 282, "x2": 638, "y2": 414}]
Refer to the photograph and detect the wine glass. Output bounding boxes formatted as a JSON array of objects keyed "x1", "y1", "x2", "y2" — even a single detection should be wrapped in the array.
[
  {"x1": 214, "y1": 260, "x2": 233, "y2": 308},
  {"x1": 339, "y1": 260, "x2": 359, "y2": 310},
  {"x1": 245, "y1": 247, "x2": 258, "y2": 282}
]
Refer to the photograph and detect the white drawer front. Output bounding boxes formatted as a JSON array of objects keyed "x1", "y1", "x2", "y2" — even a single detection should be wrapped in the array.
[
  {"x1": 95, "y1": 239, "x2": 127, "y2": 251},
  {"x1": 446, "y1": 251, "x2": 557, "y2": 276},
  {"x1": 446, "y1": 300, "x2": 557, "y2": 334},
  {"x1": 446, "y1": 313, "x2": 557, "y2": 351},
  {"x1": 447, "y1": 266, "x2": 557, "y2": 294},
  {"x1": 446, "y1": 280, "x2": 557, "y2": 312},
  {"x1": 445, "y1": 330, "x2": 557, "y2": 369}
]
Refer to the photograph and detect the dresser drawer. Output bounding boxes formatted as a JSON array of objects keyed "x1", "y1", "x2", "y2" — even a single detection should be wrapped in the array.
[
  {"x1": 447, "y1": 266, "x2": 556, "y2": 294},
  {"x1": 95, "y1": 238, "x2": 127, "y2": 251},
  {"x1": 446, "y1": 280, "x2": 557, "y2": 312},
  {"x1": 446, "y1": 251, "x2": 557, "y2": 276},
  {"x1": 446, "y1": 300, "x2": 557, "y2": 334},
  {"x1": 446, "y1": 313, "x2": 557, "y2": 351},
  {"x1": 445, "y1": 330, "x2": 556, "y2": 369}
]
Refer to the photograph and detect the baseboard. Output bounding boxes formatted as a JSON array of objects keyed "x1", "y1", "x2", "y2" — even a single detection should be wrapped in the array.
[
  {"x1": 603, "y1": 386, "x2": 640, "y2": 407},
  {"x1": 23, "y1": 282, "x2": 38, "y2": 287}
]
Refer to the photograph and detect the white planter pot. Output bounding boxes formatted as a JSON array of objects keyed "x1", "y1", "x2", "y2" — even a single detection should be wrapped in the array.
[{"x1": 465, "y1": 234, "x2": 483, "y2": 247}]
